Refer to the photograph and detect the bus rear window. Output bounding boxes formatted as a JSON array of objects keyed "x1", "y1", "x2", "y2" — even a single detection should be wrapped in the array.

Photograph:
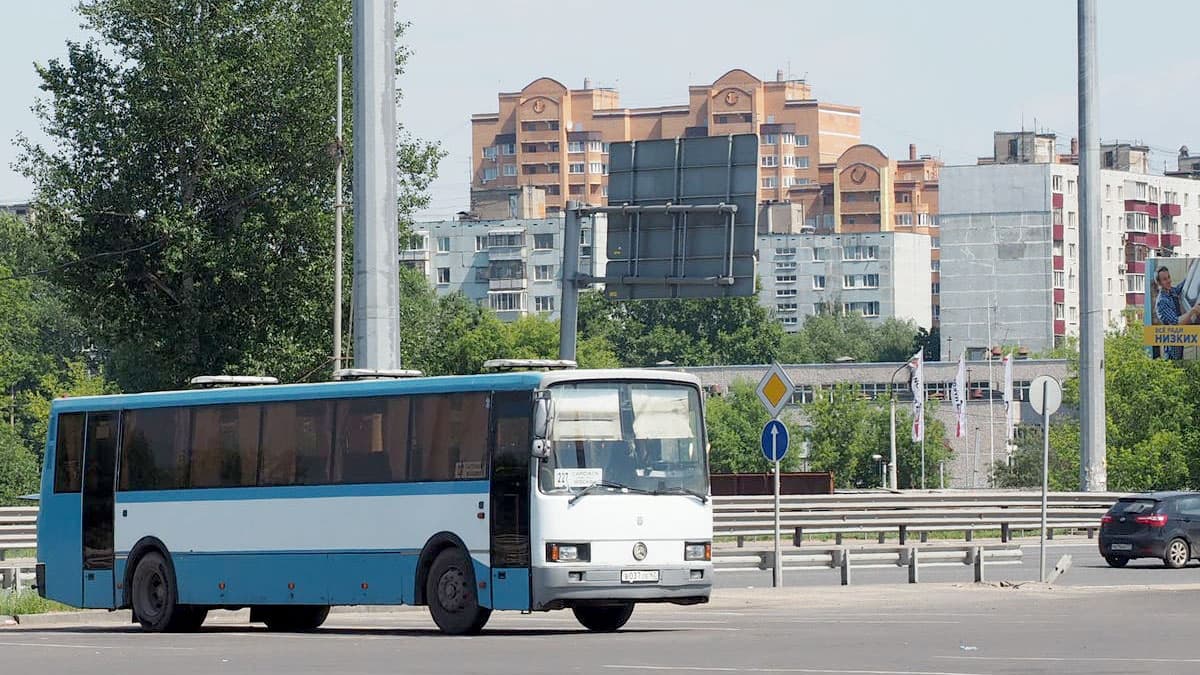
[{"x1": 53, "y1": 413, "x2": 85, "y2": 493}]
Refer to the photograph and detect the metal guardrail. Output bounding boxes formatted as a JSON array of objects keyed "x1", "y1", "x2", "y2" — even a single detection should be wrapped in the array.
[
  {"x1": 713, "y1": 490, "x2": 1123, "y2": 546},
  {"x1": 0, "y1": 506, "x2": 37, "y2": 592},
  {"x1": 713, "y1": 543, "x2": 1023, "y2": 585}
]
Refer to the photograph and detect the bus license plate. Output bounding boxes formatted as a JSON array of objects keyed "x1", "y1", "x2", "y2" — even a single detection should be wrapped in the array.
[
  {"x1": 1110, "y1": 543, "x2": 1132, "y2": 551},
  {"x1": 621, "y1": 570, "x2": 660, "y2": 583}
]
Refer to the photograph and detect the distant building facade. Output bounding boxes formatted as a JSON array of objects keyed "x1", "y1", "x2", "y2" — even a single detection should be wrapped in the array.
[
  {"x1": 470, "y1": 69, "x2": 861, "y2": 216},
  {"x1": 402, "y1": 217, "x2": 605, "y2": 322},
  {"x1": 757, "y1": 231, "x2": 932, "y2": 332},
  {"x1": 940, "y1": 132, "x2": 1200, "y2": 357}
]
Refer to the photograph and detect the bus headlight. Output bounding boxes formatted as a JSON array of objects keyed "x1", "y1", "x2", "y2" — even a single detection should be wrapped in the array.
[
  {"x1": 684, "y1": 542, "x2": 711, "y2": 561},
  {"x1": 547, "y1": 543, "x2": 591, "y2": 562}
]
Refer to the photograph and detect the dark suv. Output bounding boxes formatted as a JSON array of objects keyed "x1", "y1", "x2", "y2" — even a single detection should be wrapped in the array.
[{"x1": 1098, "y1": 492, "x2": 1200, "y2": 568}]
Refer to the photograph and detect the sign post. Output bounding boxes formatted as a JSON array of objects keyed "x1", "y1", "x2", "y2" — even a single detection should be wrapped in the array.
[
  {"x1": 1029, "y1": 374, "x2": 1063, "y2": 583},
  {"x1": 757, "y1": 364, "x2": 794, "y2": 588}
]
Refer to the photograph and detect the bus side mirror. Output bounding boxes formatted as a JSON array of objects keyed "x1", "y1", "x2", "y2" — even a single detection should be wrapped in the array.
[
  {"x1": 533, "y1": 393, "x2": 552, "y2": 439},
  {"x1": 532, "y1": 438, "x2": 552, "y2": 460}
]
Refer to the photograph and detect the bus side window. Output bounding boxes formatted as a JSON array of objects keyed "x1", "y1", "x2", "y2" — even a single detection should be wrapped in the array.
[
  {"x1": 119, "y1": 408, "x2": 189, "y2": 491},
  {"x1": 190, "y1": 405, "x2": 260, "y2": 488},
  {"x1": 53, "y1": 413, "x2": 86, "y2": 493}
]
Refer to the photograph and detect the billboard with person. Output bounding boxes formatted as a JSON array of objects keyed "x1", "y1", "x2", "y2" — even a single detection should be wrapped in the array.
[{"x1": 1145, "y1": 257, "x2": 1200, "y2": 360}]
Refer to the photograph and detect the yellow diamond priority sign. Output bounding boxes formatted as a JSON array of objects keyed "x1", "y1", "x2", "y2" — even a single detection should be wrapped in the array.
[{"x1": 756, "y1": 363, "x2": 794, "y2": 419}]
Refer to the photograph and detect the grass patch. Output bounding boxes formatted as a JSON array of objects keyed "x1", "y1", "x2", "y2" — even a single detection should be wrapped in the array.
[{"x1": 0, "y1": 590, "x2": 76, "y2": 616}]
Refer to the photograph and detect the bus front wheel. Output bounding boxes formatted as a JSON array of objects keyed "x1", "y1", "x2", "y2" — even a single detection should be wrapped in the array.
[
  {"x1": 131, "y1": 551, "x2": 206, "y2": 632},
  {"x1": 426, "y1": 548, "x2": 491, "y2": 635},
  {"x1": 573, "y1": 603, "x2": 634, "y2": 632}
]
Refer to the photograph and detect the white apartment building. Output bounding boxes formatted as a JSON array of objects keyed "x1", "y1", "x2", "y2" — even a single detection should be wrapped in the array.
[
  {"x1": 401, "y1": 216, "x2": 606, "y2": 322},
  {"x1": 757, "y1": 231, "x2": 933, "y2": 331},
  {"x1": 940, "y1": 137, "x2": 1200, "y2": 357}
]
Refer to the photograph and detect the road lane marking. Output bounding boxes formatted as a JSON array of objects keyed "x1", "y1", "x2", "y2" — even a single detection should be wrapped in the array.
[
  {"x1": 0, "y1": 641, "x2": 194, "y2": 651},
  {"x1": 940, "y1": 655, "x2": 1200, "y2": 664},
  {"x1": 604, "y1": 665, "x2": 986, "y2": 675}
]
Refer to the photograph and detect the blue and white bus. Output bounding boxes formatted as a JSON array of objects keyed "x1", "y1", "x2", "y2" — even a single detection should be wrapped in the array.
[{"x1": 35, "y1": 367, "x2": 712, "y2": 634}]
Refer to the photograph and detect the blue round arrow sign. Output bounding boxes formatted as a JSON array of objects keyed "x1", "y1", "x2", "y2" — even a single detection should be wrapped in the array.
[{"x1": 761, "y1": 419, "x2": 789, "y2": 463}]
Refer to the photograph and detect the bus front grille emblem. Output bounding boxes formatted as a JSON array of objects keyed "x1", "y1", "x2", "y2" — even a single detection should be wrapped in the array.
[{"x1": 632, "y1": 542, "x2": 648, "y2": 561}]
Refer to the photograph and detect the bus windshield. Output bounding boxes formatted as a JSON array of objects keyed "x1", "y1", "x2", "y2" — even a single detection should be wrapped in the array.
[{"x1": 539, "y1": 381, "x2": 707, "y2": 496}]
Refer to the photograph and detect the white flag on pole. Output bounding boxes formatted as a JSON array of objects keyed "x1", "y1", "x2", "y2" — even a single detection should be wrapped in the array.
[
  {"x1": 1002, "y1": 353, "x2": 1015, "y2": 440},
  {"x1": 952, "y1": 352, "x2": 967, "y2": 438},
  {"x1": 909, "y1": 349, "x2": 925, "y2": 442}
]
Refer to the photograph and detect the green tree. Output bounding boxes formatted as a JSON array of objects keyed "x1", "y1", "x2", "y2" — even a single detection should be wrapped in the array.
[
  {"x1": 859, "y1": 401, "x2": 951, "y2": 489},
  {"x1": 20, "y1": 0, "x2": 441, "y2": 391},
  {"x1": 804, "y1": 384, "x2": 872, "y2": 487},
  {"x1": 0, "y1": 425, "x2": 40, "y2": 505}
]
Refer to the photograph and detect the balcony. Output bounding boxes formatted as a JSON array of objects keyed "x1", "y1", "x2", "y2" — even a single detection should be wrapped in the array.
[
  {"x1": 1126, "y1": 260, "x2": 1145, "y2": 274},
  {"x1": 1125, "y1": 292, "x2": 1144, "y2": 306},
  {"x1": 1053, "y1": 288, "x2": 1065, "y2": 302},
  {"x1": 1054, "y1": 319, "x2": 1066, "y2": 335},
  {"x1": 1148, "y1": 203, "x2": 1160, "y2": 218},
  {"x1": 1124, "y1": 199, "x2": 1151, "y2": 214},
  {"x1": 1053, "y1": 255, "x2": 1064, "y2": 270},
  {"x1": 520, "y1": 150, "x2": 561, "y2": 164},
  {"x1": 1161, "y1": 203, "x2": 1182, "y2": 217},
  {"x1": 399, "y1": 248, "x2": 429, "y2": 262},
  {"x1": 1052, "y1": 192, "x2": 1064, "y2": 208},
  {"x1": 839, "y1": 200, "x2": 883, "y2": 216},
  {"x1": 1162, "y1": 232, "x2": 1183, "y2": 248},
  {"x1": 489, "y1": 277, "x2": 527, "y2": 291},
  {"x1": 1126, "y1": 232, "x2": 1150, "y2": 246},
  {"x1": 1145, "y1": 234, "x2": 1160, "y2": 249},
  {"x1": 1053, "y1": 224, "x2": 1064, "y2": 241}
]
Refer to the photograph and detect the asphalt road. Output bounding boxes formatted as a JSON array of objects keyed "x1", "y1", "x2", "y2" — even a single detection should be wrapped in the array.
[
  {"x1": 714, "y1": 539, "x2": 1200, "y2": 589},
  {"x1": 3, "y1": 583, "x2": 1200, "y2": 674}
]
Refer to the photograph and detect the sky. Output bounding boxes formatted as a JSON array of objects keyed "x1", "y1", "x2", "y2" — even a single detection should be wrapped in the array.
[{"x1": 4, "y1": 1, "x2": 1200, "y2": 220}]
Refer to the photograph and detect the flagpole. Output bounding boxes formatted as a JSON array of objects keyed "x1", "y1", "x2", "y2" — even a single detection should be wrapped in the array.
[{"x1": 987, "y1": 305, "x2": 996, "y2": 487}]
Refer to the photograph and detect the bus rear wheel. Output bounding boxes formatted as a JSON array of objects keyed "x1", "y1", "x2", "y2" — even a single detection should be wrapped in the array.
[
  {"x1": 258, "y1": 606, "x2": 331, "y2": 632},
  {"x1": 573, "y1": 603, "x2": 634, "y2": 632},
  {"x1": 426, "y1": 548, "x2": 491, "y2": 635},
  {"x1": 131, "y1": 551, "x2": 207, "y2": 632}
]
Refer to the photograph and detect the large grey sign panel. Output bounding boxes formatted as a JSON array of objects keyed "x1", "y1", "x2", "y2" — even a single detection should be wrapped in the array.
[{"x1": 604, "y1": 134, "x2": 758, "y2": 300}]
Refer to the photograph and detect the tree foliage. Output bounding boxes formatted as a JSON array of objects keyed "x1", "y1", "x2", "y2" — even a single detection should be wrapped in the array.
[
  {"x1": 778, "y1": 312, "x2": 923, "y2": 364},
  {"x1": 19, "y1": 0, "x2": 441, "y2": 391}
]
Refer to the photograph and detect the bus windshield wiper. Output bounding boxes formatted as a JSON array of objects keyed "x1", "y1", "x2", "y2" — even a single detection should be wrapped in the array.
[
  {"x1": 652, "y1": 486, "x2": 708, "y2": 504},
  {"x1": 568, "y1": 480, "x2": 649, "y2": 505}
]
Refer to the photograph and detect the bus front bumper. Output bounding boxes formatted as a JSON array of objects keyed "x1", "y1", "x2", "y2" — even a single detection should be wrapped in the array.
[{"x1": 531, "y1": 563, "x2": 713, "y2": 610}]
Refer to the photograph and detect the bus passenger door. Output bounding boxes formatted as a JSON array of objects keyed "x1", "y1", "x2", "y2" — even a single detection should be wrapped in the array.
[
  {"x1": 81, "y1": 412, "x2": 118, "y2": 609},
  {"x1": 488, "y1": 392, "x2": 532, "y2": 611}
]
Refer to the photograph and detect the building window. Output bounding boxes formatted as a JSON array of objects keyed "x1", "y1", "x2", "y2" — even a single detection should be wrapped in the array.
[
  {"x1": 501, "y1": 143, "x2": 516, "y2": 155},
  {"x1": 1054, "y1": 271, "x2": 1065, "y2": 288},
  {"x1": 587, "y1": 140, "x2": 602, "y2": 152},
  {"x1": 781, "y1": 316, "x2": 799, "y2": 326},
  {"x1": 1069, "y1": 306, "x2": 1078, "y2": 321},
  {"x1": 1068, "y1": 243, "x2": 1076, "y2": 258},
  {"x1": 796, "y1": 178, "x2": 811, "y2": 185},
  {"x1": 931, "y1": 237, "x2": 940, "y2": 249},
  {"x1": 437, "y1": 267, "x2": 450, "y2": 284},
  {"x1": 483, "y1": 146, "x2": 497, "y2": 160},
  {"x1": 535, "y1": 264, "x2": 555, "y2": 281},
  {"x1": 762, "y1": 155, "x2": 778, "y2": 168},
  {"x1": 843, "y1": 301, "x2": 880, "y2": 317},
  {"x1": 775, "y1": 261, "x2": 797, "y2": 270},
  {"x1": 775, "y1": 247, "x2": 797, "y2": 257},
  {"x1": 490, "y1": 292, "x2": 523, "y2": 312},
  {"x1": 842, "y1": 245, "x2": 880, "y2": 261},
  {"x1": 534, "y1": 296, "x2": 556, "y2": 313},
  {"x1": 569, "y1": 163, "x2": 585, "y2": 174},
  {"x1": 1067, "y1": 179, "x2": 1076, "y2": 195},
  {"x1": 1105, "y1": 184, "x2": 1111, "y2": 199},
  {"x1": 796, "y1": 156, "x2": 810, "y2": 169},
  {"x1": 782, "y1": 155, "x2": 796, "y2": 167},
  {"x1": 762, "y1": 177, "x2": 777, "y2": 188},
  {"x1": 782, "y1": 133, "x2": 796, "y2": 145},
  {"x1": 568, "y1": 141, "x2": 584, "y2": 153},
  {"x1": 812, "y1": 247, "x2": 826, "y2": 262},
  {"x1": 534, "y1": 233, "x2": 554, "y2": 250},
  {"x1": 776, "y1": 288, "x2": 798, "y2": 298},
  {"x1": 931, "y1": 282, "x2": 940, "y2": 294},
  {"x1": 475, "y1": 236, "x2": 487, "y2": 252},
  {"x1": 1054, "y1": 303, "x2": 1064, "y2": 320},
  {"x1": 588, "y1": 162, "x2": 603, "y2": 173},
  {"x1": 931, "y1": 260, "x2": 940, "y2": 272},
  {"x1": 503, "y1": 164, "x2": 517, "y2": 177},
  {"x1": 482, "y1": 167, "x2": 499, "y2": 182},
  {"x1": 896, "y1": 213, "x2": 913, "y2": 226},
  {"x1": 436, "y1": 237, "x2": 451, "y2": 253},
  {"x1": 776, "y1": 302, "x2": 798, "y2": 312},
  {"x1": 796, "y1": 135, "x2": 809, "y2": 147},
  {"x1": 1052, "y1": 175, "x2": 1063, "y2": 192},
  {"x1": 775, "y1": 274, "x2": 797, "y2": 284},
  {"x1": 812, "y1": 275, "x2": 826, "y2": 290},
  {"x1": 762, "y1": 134, "x2": 778, "y2": 145},
  {"x1": 1068, "y1": 211, "x2": 1077, "y2": 228}
]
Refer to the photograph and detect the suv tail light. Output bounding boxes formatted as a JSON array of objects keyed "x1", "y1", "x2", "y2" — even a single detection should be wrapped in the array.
[
  {"x1": 1134, "y1": 513, "x2": 1168, "y2": 527},
  {"x1": 1100, "y1": 515, "x2": 1113, "y2": 524}
]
